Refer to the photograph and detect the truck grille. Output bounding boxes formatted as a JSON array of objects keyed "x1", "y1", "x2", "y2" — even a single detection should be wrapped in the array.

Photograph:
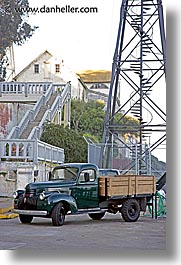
[
  {"x1": 25, "y1": 189, "x2": 36, "y2": 197},
  {"x1": 18, "y1": 189, "x2": 38, "y2": 210}
]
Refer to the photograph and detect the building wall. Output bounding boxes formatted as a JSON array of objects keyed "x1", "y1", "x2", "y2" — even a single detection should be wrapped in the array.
[
  {"x1": 0, "y1": 103, "x2": 12, "y2": 138},
  {"x1": 14, "y1": 52, "x2": 84, "y2": 100},
  {"x1": 14, "y1": 52, "x2": 52, "y2": 82},
  {"x1": 0, "y1": 161, "x2": 56, "y2": 197},
  {"x1": 0, "y1": 103, "x2": 32, "y2": 139}
]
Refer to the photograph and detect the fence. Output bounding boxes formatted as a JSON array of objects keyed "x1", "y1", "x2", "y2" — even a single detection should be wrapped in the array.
[
  {"x1": 0, "y1": 82, "x2": 51, "y2": 97},
  {"x1": 87, "y1": 140, "x2": 165, "y2": 179},
  {"x1": 0, "y1": 139, "x2": 64, "y2": 164}
]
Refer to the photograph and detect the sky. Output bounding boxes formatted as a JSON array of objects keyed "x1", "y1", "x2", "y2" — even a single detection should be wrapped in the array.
[{"x1": 13, "y1": 0, "x2": 121, "y2": 73}]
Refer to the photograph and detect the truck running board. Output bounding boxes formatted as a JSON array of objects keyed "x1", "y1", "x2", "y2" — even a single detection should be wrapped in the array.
[{"x1": 69, "y1": 208, "x2": 107, "y2": 215}]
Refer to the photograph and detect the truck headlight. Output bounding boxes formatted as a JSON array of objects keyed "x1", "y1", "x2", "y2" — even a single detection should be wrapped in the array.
[
  {"x1": 13, "y1": 190, "x2": 24, "y2": 199},
  {"x1": 39, "y1": 192, "x2": 46, "y2": 200},
  {"x1": 13, "y1": 190, "x2": 25, "y2": 199},
  {"x1": 13, "y1": 191, "x2": 18, "y2": 199}
]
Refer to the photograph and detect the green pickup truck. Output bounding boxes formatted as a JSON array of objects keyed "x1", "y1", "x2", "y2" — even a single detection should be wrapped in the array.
[{"x1": 13, "y1": 163, "x2": 155, "y2": 226}]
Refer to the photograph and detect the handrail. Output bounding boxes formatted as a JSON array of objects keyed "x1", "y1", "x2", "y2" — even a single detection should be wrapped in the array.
[
  {"x1": 28, "y1": 82, "x2": 71, "y2": 140},
  {"x1": 0, "y1": 82, "x2": 52, "y2": 96},
  {"x1": 0, "y1": 139, "x2": 64, "y2": 164},
  {"x1": 7, "y1": 110, "x2": 34, "y2": 139},
  {"x1": 7, "y1": 84, "x2": 52, "y2": 139},
  {"x1": 7, "y1": 83, "x2": 66, "y2": 139},
  {"x1": 28, "y1": 109, "x2": 50, "y2": 139},
  {"x1": 50, "y1": 82, "x2": 71, "y2": 121},
  {"x1": 2, "y1": 82, "x2": 70, "y2": 164}
]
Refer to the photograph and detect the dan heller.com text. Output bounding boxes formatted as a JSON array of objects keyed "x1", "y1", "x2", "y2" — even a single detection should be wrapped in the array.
[{"x1": 32, "y1": 5, "x2": 98, "y2": 14}]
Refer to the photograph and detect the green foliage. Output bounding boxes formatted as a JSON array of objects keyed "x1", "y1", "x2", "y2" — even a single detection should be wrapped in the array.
[
  {"x1": 41, "y1": 123, "x2": 87, "y2": 163},
  {"x1": 0, "y1": 0, "x2": 38, "y2": 80},
  {"x1": 71, "y1": 99, "x2": 105, "y2": 141},
  {"x1": 71, "y1": 99, "x2": 139, "y2": 139},
  {"x1": 41, "y1": 100, "x2": 140, "y2": 163}
]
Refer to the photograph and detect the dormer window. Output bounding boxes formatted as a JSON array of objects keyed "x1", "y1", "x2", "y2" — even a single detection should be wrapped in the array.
[
  {"x1": 34, "y1": 64, "x2": 39, "y2": 74},
  {"x1": 55, "y1": 64, "x2": 60, "y2": 73}
]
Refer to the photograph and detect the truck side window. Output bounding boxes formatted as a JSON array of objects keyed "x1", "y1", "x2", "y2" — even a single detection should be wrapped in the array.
[{"x1": 79, "y1": 169, "x2": 96, "y2": 183}]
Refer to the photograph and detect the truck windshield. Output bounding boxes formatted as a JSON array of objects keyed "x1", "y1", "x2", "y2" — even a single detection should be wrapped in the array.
[{"x1": 51, "y1": 167, "x2": 78, "y2": 181}]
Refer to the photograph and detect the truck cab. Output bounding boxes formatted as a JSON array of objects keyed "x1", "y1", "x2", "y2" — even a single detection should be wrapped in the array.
[
  {"x1": 13, "y1": 163, "x2": 103, "y2": 225},
  {"x1": 49, "y1": 163, "x2": 99, "y2": 209}
]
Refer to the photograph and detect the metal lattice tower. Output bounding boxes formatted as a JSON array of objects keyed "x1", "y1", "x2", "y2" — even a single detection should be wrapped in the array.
[{"x1": 99, "y1": 0, "x2": 166, "y2": 173}]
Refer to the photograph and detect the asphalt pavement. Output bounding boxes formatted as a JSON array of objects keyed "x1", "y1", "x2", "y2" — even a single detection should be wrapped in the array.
[
  {"x1": 0, "y1": 211, "x2": 166, "y2": 252},
  {"x1": 0, "y1": 196, "x2": 166, "y2": 252}
]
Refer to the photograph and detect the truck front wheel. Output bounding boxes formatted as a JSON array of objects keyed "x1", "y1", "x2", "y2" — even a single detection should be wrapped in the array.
[
  {"x1": 52, "y1": 202, "x2": 65, "y2": 226},
  {"x1": 19, "y1": 214, "x2": 33, "y2": 224},
  {"x1": 121, "y1": 199, "x2": 140, "y2": 222}
]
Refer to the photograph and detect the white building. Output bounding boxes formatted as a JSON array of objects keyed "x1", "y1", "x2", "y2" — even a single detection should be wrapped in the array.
[{"x1": 13, "y1": 50, "x2": 84, "y2": 99}]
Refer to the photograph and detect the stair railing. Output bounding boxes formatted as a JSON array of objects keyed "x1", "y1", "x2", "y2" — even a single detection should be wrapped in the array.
[{"x1": 28, "y1": 82, "x2": 71, "y2": 140}]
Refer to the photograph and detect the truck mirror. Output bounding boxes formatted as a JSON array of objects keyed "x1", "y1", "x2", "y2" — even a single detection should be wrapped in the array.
[
  {"x1": 34, "y1": 170, "x2": 39, "y2": 177},
  {"x1": 48, "y1": 172, "x2": 52, "y2": 181}
]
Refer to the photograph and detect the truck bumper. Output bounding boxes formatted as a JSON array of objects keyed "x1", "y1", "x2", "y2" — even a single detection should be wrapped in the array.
[{"x1": 12, "y1": 209, "x2": 48, "y2": 216}]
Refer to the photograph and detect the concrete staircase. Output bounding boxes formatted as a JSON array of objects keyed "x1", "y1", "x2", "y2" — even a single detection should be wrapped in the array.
[
  {"x1": 0, "y1": 82, "x2": 71, "y2": 165},
  {"x1": 20, "y1": 92, "x2": 58, "y2": 139}
]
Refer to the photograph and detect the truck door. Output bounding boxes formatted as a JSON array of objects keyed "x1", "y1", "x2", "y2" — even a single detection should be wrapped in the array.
[{"x1": 71, "y1": 169, "x2": 99, "y2": 209}]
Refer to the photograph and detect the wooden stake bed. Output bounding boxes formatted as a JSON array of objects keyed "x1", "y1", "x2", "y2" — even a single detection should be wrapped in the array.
[{"x1": 99, "y1": 175, "x2": 156, "y2": 197}]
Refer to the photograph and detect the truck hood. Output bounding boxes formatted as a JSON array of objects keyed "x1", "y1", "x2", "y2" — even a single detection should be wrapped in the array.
[{"x1": 25, "y1": 180, "x2": 76, "y2": 191}]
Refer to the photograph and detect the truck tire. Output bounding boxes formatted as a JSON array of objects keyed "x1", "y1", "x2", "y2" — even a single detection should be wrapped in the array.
[
  {"x1": 19, "y1": 214, "x2": 33, "y2": 224},
  {"x1": 88, "y1": 212, "x2": 105, "y2": 220},
  {"x1": 121, "y1": 199, "x2": 140, "y2": 222},
  {"x1": 52, "y1": 202, "x2": 65, "y2": 226}
]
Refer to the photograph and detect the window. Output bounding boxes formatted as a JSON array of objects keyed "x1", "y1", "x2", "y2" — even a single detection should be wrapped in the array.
[
  {"x1": 79, "y1": 169, "x2": 96, "y2": 183},
  {"x1": 51, "y1": 167, "x2": 78, "y2": 181},
  {"x1": 34, "y1": 64, "x2": 39, "y2": 74},
  {"x1": 55, "y1": 64, "x2": 60, "y2": 73}
]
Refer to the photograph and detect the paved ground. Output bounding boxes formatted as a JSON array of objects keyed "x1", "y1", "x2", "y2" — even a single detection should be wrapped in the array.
[
  {"x1": 0, "y1": 211, "x2": 166, "y2": 252},
  {"x1": 0, "y1": 197, "x2": 166, "y2": 254}
]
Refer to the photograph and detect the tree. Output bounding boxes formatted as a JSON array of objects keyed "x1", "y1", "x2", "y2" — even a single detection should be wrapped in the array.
[
  {"x1": 71, "y1": 99, "x2": 139, "y2": 141},
  {"x1": 71, "y1": 99, "x2": 106, "y2": 141},
  {"x1": 41, "y1": 123, "x2": 88, "y2": 163},
  {"x1": 0, "y1": 0, "x2": 38, "y2": 80}
]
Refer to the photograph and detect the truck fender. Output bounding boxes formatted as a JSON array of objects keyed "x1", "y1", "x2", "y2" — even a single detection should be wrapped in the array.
[{"x1": 47, "y1": 194, "x2": 78, "y2": 214}]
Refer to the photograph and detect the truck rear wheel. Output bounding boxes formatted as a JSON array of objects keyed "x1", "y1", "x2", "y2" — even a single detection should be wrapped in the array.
[
  {"x1": 19, "y1": 214, "x2": 33, "y2": 224},
  {"x1": 88, "y1": 212, "x2": 105, "y2": 220},
  {"x1": 121, "y1": 199, "x2": 140, "y2": 222},
  {"x1": 52, "y1": 202, "x2": 65, "y2": 226}
]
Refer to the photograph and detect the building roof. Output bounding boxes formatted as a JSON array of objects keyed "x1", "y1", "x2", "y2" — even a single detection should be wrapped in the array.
[{"x1": 76, "y1": 70, "x2": 112, "y2": 83}]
